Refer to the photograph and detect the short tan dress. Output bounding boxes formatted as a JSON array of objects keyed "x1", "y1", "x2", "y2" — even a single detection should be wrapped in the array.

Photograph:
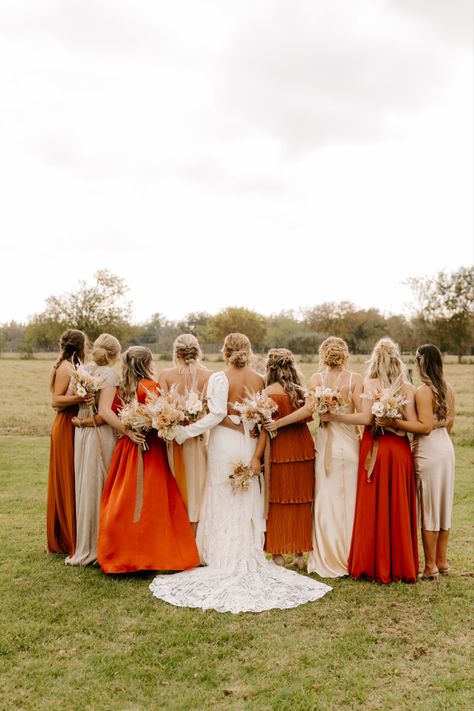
[{"x1": 412, "y1": 427, "x2": 455, "y2": 531}]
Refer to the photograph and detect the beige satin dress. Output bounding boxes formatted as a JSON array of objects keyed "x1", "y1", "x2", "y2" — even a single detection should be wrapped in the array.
[
  {"x1": 413, "y1": 427, "x2": 455, "y2": 531},
  {"x1": 307, "y1": 388, "x2": 360, "y2": 578}
]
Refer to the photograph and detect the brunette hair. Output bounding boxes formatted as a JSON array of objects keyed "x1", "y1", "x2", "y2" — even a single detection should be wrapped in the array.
[
  {"x1": 119, "y1": 346, "x2": 155, "y2": 402},
  {"x1": 366, "y1": 338, "x2": 407, "y2": 390},
  {"x1": 51, "y1": 329, "x2": 88, "y2": 387},
  {"x1": 415, "y1": 344, "x2": 448, "y2": 420},
  {"x1": 265, "y1": 348, "x2": 304, "y2": 408},
  {"x1": 319, "y1": 337, "x2": 349, "y2": 367},
  {"x1": 222, "y1": 333, "x2": 252, "y2": 368},
  {"x1": 92, "y1": 333, "x2": 121, "y2": 366}
]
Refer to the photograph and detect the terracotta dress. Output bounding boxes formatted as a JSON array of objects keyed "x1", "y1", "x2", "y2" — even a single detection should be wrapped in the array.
[
  {"x1": 264, "y1": 393, "x2": 315, "y2": 555},
  {"x1": 348, "y1": 428, "x2": 419, "y2": 584},
  {"x1": 46, "y1": 405, "x2": 77, "y2": 555},
  {"x1": 97, "y1": 379, "x2": 200, "y2": 574},
  {"x1": 65, "y1": 365, "x2": 120, "y2": 566},
  {"x1": 167, "y1": 435, "x2": 208, "y2": 524}
]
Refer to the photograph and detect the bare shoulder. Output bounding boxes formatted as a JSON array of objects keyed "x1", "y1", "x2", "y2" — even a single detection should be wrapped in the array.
[
  {"x1": 350, "y1": 371, "x2": 363, "y2": 384},
  {"x1": 402, "y1": 380, "x2": 415, "y2": 397},
  {"x1": 309, "y1": 372, "x2": 322, "y2": 388},
  {"x1": 446, "y1": 382, "x2": 455, "y2": 402}
]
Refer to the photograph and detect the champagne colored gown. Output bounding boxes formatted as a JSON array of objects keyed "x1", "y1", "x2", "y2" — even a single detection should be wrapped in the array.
[
  {"x1": 65, "y1": 365, "x2": 120, "y2": 566},
  {"x1": 307, "y1": 386, "x2": 360, "y2": 577}
]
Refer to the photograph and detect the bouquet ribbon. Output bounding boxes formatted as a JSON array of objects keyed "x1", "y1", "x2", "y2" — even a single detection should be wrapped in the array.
[
  {"x1": 263, "y1": 433, "x2": 271, "y2": 519},
  {"x1": 364, "y1": 440, "x2": 379, "y2": 482},
  {"x1": 133, "y1": 447, "x2": 145, "y2": 523}
]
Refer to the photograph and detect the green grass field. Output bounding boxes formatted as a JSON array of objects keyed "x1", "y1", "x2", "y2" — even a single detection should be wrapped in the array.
[{"x1": 0, "y1": 356, "x2": 473, "y2": 710}]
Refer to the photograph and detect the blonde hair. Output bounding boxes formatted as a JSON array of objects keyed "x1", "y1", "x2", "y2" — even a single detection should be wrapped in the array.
[
  {"x1": 223, "y1": 333, "x2": 252, "y2": 368},
  {"x1": 119, "y1": 346, "x2": 154, "y2": 402},
  {"x1": 366, "y1": 338, "x2": 406, "y2": 390},
  {"x1": 319, "y1": 337, "x2": 349, "y2": 367},
  {"x1": 92, "y1": 333, "x2": 121, "y2": 366},
  {"x1": 173, "y1": 333, "x2": 202, "y2": 367},
  {"x1": 265, "y1": 348, "x2": 304, "y2": 408}
]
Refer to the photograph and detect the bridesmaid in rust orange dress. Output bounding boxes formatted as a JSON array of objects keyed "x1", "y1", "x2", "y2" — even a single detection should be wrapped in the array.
[
  {"x1": 324, "y1": 338, "x2": 419, "y2": 584},
  {"x1": 97, "y1": 346, "x2": 199, "y2": 574},
  {"x1": 47, "y1": 329, "x2": 93, "y2": 555},
  {"x1": 252, "y1": 349, "x2": 314, "y2": 570}
]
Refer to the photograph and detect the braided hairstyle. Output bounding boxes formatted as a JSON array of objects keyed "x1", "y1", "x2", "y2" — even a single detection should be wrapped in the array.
[
  {"x1": 119, "y1": 346, "x2": 155, "y2": 402},
  {"x1": 173, "y1": 333, "x2": 202, "y2": 368},
  {"x1": 415, "y1": 344, "x2": 448, "y2": 420},
  {"x1": 366, "y1": 338, "x2": 406, "y2": 392},
  {"x1": 50, "y1": 329, "x2": 88, "y2": 387},
  {"x1": 319, "y1": 337, "x2": 349, "y2": 368},
  {"x1": 265, "y1": 348, "x2": 304, "y2": 408}
]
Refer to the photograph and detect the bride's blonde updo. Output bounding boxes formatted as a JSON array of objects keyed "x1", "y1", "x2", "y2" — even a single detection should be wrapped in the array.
[
  {"x1": 319, "y1": 337, "x2": 349, "y2": 368},
  {"x1": 173, "y1": 333, "x2": 202, "y2": 367},
  {"x1": 120, "y1": 346, "x2": 155, "y2": 402},
  {"x1": 265, "y1": 348, "x2": 304, "y2": 408},
  {"x1": 366, "y1": 338, "x2": 406, "y2": 388},
  {"x1": 223, "y1": 333, "x2": 252, "y2": 368},
  {"x1": 92, "y1": 333, "x2": 121, "y2": 366}
]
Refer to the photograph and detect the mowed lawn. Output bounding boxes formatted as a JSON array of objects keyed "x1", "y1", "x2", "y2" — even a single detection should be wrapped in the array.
[{"x1": 0, "y1": 356, "x2": 473, "y2": 711}]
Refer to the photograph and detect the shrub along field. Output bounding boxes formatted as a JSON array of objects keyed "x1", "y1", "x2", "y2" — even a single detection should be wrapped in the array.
[{"x1": 0, "y1": 355, "x2": 473, "y2": 710}]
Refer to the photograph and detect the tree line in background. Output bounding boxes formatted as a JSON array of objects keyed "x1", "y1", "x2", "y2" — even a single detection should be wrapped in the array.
[{"x1": 1, "y1": 267, "x2": 472, "y2": 361}]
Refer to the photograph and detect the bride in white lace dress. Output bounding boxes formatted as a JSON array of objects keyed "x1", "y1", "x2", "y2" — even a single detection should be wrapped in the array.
[{"x1": 149, "y1": 333, "x2": 332, "y2": 613}]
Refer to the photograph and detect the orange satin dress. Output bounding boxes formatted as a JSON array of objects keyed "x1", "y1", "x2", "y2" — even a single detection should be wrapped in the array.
[
  {"x1": 264, "y1": 393, "x2": 315, "y2": 555},
  {"x1": 97, "y1": 380, "x2": 200, "y2": 574},
  {"x1": 348, "y1": 428, "x2": 419, "y2": 584},
  {"x1": 46, "y1": 406, "x2": 77, "y2": 555}
]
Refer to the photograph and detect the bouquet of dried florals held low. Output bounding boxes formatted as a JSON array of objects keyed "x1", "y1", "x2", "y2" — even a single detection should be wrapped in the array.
[
  {"x1": 231, "y1": 389, "x2": 279, "y2": 438},
  {"x1": 118, "y1": 399, "x2": 153, "y2": 450},
  {"x1": 305, "y1": 386, "x2": 346, "y2": 427},
  {"x1": 182, "y1": 388, "x2": 207, "y2": 424},
  {"x1": 229, "y1": 460, "x2": 255, "y2": 493},
  {"x1": 144, "y1": 385, "x2": 186, "y2": 441}
]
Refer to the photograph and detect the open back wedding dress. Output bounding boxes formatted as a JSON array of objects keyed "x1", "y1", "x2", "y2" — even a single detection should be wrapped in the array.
[{"x1": 149, "y1": 371, "x2": 332, "y2": 613}]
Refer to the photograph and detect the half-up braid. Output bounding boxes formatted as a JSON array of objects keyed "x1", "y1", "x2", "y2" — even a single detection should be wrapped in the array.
[
  {"x1": 119, "y1": 346, "x2": 155, "y2": 402},
  {"x1": 265, "y1": 348, "x2": 304, "y2": 408}
]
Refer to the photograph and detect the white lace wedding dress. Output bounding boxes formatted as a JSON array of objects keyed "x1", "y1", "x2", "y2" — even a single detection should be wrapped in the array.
[{"x1": 149, "y1": 371, "x2": 332, "y2": 613}]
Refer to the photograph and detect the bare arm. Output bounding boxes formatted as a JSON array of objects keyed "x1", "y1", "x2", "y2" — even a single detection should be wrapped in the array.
[
  {"x1": 251, "y1": 428, "x2": 267, "y2": 475},
  {"x1": 323, "y1": 381, "x2": 374, "y2": 426},
  {"x1": 264, "y1": 401, "x2": 313, "y2": 432},
  {"x1": 72, "y1": 414, "x2": 105, "y2": 428},
  {"x1": 51, "y1": 363, "x2": 94, "y2": 409},
  {"x1": 98, "y1": 386, "x2": 145, "y2": 444},
  {"x1": 377, "y1": 384, "x2": 432, "y2": 435}
]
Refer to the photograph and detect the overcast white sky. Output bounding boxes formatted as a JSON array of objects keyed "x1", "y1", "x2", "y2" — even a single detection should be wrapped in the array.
[{"x1": 0, "y1": 0, "x2": 472, "y2": 324}]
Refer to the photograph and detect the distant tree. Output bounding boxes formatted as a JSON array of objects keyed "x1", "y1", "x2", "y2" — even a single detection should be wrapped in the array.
[
  {"x1": 25, "y1": 270, "x2": 136, "y2": 349},
  {"x1": 384, "y1": 314, "x2": 416, "y2": 353},
  {"x1": 206, "y1": 307, "x2": 267, "y2": 348},
  {"x1": 177, "y1": 312, "x2": 211, "y2": 342},
  {"x1": 0, "y1": 321, "x2": 27, "y2": 352},
  {"x1": 408, "y1": 266, "x2": 474, "y2": 361},
  {"x1": 303, "y1": 301, "x2": 356, "y2": 338}
]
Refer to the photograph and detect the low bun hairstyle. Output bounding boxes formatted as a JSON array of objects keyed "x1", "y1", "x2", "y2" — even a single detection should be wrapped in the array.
[
  {"x1": 92, "y1": 333, "x2": 121, "y2": 366},
  {"x1": 173, "y1": 334, "x2": 202, "y2": 367},
  {"x1": 223, "y1": 333, "x2": 252, "y2": 368},
  {"x1": 319, "y1": 337, "x2": 349, "y2": 368}
]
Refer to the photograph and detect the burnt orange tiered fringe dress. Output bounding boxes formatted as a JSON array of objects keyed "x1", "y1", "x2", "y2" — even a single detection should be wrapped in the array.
[
  {"x1": 348, "y1": 428, "x2": 419, "y2": 583},
  {"x1": 264, "y1": 393, "x2": 315, "y2": 555},
  {"x1": 46, "y1": 405, "x2": 77, "y2": 555},
  {"x1": 97, "y1": 379, "x2": 200, "y2": 574}
]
